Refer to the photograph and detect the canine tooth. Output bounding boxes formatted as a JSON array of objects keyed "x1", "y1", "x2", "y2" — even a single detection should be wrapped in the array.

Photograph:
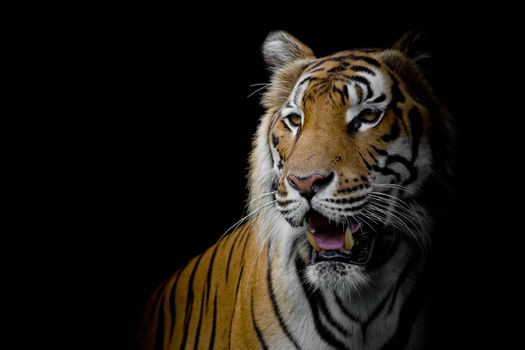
[
  {"x1": 344, "y1": 226, "x2": 354, "y2": 251},
  {"x1": 306, "y1": 230, "x2": 321, "y2": 252}
]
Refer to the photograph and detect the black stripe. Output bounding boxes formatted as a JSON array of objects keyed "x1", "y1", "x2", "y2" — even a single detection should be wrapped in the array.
[
  {"x1": 371, "y1": 145, "x2": 388, "y2": 156},
  {"x1": 335, "y1": 184, "x2": 366, "y2": 194},
  {"x1": 298, "y1": 76, "x2": 314, "y2": 87},
  {"x1": 251, "y1": 292, "x2": 269, "y2": 350},
  {"x1": 227, "y1": 263, "x2": 245, "y2": 348},
  {"x1": 317, "y1": 292, "x2": 350, "y2": 336},
  {"x1": 349, "y1": 76, "x2": 373, "y2": 100},
  {"x1": 366, "y1": 86, "x2": 374, "y2": 100},
  {"x1": 388, "y1": 254, "x2": 419, "y2": 313},
  {"x1": 349, "y1": 75, "x2": 371, "y2": 87},
  {"x1": 361, "y1": 289, "x2": 393, "y2": 342},
  {"x1": 193, "y1": 287, "x2": 207, "y2": 349},
  {"x1": 286, "y1": 218, "x2": 303, "y2": 228},
  {"x1": 168, "y1": 272, "x2": 183, "y2": 339},
  {"x1": 372, "y1": 165, "x2": 401, "y2": 182},
  {"x1": 408, "y1": 107, "x2": 423, "y2": 161},
  {"x1": 225, "y1": 230, "x2": 244, "y2": 282},
  {"x1": 267, "y1": 253, "x2": 301, "y2": 349},
  {"x1": 179, "y1": 254, "x2": 205, "y2": 350},
  {"x1": 380, "y1": 266, "x2": 429, "y2": 349},
  {"x1": 334, "y1": 194, "x2": 368, "y2": 204},
  {"x1": 276, "y1": 199, "x2": 295, "y2": 207},
  {"x1": 204, "y1": 244, "x2": 219, "y2": 310},
  {"x1": 334, "y1": 292, "x2": 361, "y2": 322},
  {"x1": 208, "y1": 292, "x2": 218, "y2": 350},
  {"x1": 388, "y1": 76, "x2": 407, "y2": 130},
  {"x1": 351, "y1": 65, "x2": 376, "y2": 75},
  {"x1": 343, "y1": 85, "x2": 349, "y2": 100},
  {"x1": 343, "y1": 202, "x2": 366, "y2": 212},
  {"x1": 390, "y1": 76, "x2": 406, "y2": 103},
  {"x1": 327, "y1": 66, "x2": 343, "y2": 74},
  {"x1": 341, "y1": 55, "x2": 381, "y2": 67},
  {"x1": 381, "y1": 120, "x2": 400, "y2": 142},
  {"x1": 361, "y1": 153, "x2": 372, "y2": 171},
  {"x1": 286, "y1": 234, "x2": 306, "y2": 268},
  {"x1": 235, "y1": 264, "x2": 245, "y2": 297},
  {"x1": 359, "y1": 56, "x2": 382, "y2": 67},
  {"x1": 385, "y1": 155, "x2": 418, "y2": 185},
  {"x1": 367, "y1": 150, "x2": 378, "y2": 163},
  {"x1": 239, "y1": 227, "x2": 250, "y2": 262},
  {"x1": 295, "y1": 258, "x2": 350, "y2": 349},
  {"x1": 228, "y1": 228, "x2": 250, "y2": 349},
  {"x1": 332, "y1": 85, "x2": 347, "y2": 104},
  {"x1": 278, "y1": 209, "x2": 292, "y2": 215},
  {"x1": 370, "y1": 93, "x2": 386, "y2": 104},
  {"x1": 385, "y1": 154, "x2": 412, "y2": 168}
]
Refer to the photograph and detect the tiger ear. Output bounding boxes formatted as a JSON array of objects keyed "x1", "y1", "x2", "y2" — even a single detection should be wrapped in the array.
[
  {"x1": 262, "y1": 31, "x2": 315, "y2": 73},
  {"x1": 392, "y1": 30, "x2": 431, "y2": 62}
]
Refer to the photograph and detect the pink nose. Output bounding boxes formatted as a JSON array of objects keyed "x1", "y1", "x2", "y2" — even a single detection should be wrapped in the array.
[{"x1": 287, "y1": 173, "x2": 333, "y2": 199}]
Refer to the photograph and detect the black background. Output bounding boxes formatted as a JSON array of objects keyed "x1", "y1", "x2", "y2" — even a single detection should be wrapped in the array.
[{"x1": 66, "y1": 7, "x2": 522, "y2": 349}]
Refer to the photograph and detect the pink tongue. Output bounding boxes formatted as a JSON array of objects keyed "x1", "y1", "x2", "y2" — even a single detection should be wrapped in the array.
[
  {"x1": 313, "y1": 232, "x2": 344, "y2": 250},
  {"x1": 309, "y1": 211, "x2": 346, "y2": 250}
]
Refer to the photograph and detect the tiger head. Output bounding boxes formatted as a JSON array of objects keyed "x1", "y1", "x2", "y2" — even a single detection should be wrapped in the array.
[{"x1": 249, "y1": 31, "x2": 454, "y2": 292}]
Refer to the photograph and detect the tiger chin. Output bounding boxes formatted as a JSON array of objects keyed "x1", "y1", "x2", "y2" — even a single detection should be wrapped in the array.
[{"x1": 139, "y1": 31, "x2": 455, "y2": 350}]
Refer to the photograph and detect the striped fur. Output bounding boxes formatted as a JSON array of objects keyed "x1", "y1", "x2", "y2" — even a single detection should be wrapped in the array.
[{"x1": 139, "y1": 31, "x2": 455, "y2": 349}]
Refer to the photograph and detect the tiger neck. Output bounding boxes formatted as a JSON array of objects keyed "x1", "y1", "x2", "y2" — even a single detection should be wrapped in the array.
[{"x1": 250, "y1": 219, "x2": 426, "y2": 324}]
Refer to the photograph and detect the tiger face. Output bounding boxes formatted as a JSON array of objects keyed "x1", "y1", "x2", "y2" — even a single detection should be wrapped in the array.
[{"x1": 250, "y1": 31, "x2": 450, "y2": 292}]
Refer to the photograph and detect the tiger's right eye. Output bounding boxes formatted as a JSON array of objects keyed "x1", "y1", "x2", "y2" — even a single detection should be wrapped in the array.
[{"x1": 286, "y1": 114, "x2": 302, "y2": 127}]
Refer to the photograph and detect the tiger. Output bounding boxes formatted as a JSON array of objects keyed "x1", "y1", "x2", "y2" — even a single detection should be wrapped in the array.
[{"x1": 139, "y1": 30, "x2": 456, "y2": 350}]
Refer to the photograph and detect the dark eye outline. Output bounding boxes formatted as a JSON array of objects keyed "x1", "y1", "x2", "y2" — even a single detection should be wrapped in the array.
[
  {"x1": 358, "y1": 108, "x2": 384, "y2": 124},
  {"x1": 284, "y1": 113, "x2": 302, "y2": 128}
]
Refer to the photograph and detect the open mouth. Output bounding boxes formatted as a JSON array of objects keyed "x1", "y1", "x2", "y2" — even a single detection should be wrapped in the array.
[{"x1": 305, "y1": 211, "x2": 377, "y2": 265}]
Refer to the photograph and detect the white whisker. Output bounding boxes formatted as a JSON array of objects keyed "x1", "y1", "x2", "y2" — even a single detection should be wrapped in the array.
[
  {"x1": 218, "y1": 200, "x2": 276, "y2": 241},
  {"x1": 373, "y1": 183, "x2": 415, "y2": 196}
]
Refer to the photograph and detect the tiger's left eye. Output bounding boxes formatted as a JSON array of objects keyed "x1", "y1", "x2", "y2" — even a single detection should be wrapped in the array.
[
  {"x1": 358, "y1": 109, "x2": 383, "y2": 124},
  {"x1": 286, "y1": 113, "x2": 302, "y2": 127}
]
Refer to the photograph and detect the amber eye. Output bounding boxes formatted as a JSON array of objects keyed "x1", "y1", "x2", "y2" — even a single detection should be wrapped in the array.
[
  {"x1": 358, "y1": 109, "x2": 383, "y2": 124},
  {"x1": 286, "y1": 113, "x2": 302, "y2": 127}
]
